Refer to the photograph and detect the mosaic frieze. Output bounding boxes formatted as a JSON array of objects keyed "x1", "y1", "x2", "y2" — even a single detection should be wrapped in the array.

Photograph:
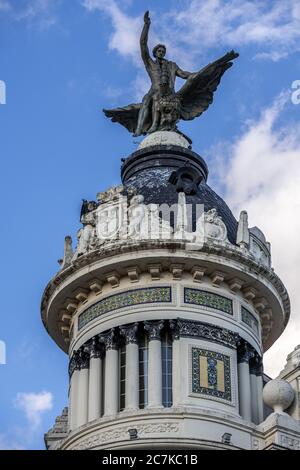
[
  {"x1": 192, "y1": 347, "x2": 231, "y2": 401},
  {"x1": 184, "y1": 288, "x2": 233, "y2": 315},
  {"x1": 241, "y1": 306, "x2": 259, "y2": 334},
  {"x1": 78, "y1": 287, "x2": 172, "y2": 330}
]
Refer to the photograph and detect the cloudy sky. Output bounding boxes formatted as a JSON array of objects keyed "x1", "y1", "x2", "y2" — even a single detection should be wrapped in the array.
[{"x1": 0, "y1": 0, "x2": 300, "y2": 449}]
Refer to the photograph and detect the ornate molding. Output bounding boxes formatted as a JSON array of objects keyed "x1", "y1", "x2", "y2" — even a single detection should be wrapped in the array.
[
  {"x1": 69, "y1": 422, "x2": 180, "y2": 450},
  {"x1": 175, "y1": 318, "x2": 239, "y2": 349}
]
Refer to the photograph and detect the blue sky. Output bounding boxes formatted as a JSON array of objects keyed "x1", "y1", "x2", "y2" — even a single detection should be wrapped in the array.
[{"x1": 1, "y1": 0, "x2": 300, "y2": 449}]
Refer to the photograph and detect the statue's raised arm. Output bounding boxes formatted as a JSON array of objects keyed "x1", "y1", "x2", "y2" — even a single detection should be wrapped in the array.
[
  {"x1": 140, "y1": 11, "x2": 151, "y2": 66},
  {"x1": 103, "y1": 11, "x2": 239, "y2": 139}
]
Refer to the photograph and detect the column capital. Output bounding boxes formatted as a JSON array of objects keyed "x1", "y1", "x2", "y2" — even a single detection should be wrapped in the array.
[
  {"x1": 68, "y1": 352, "x2": 79, "y2": 378},
  {"x1": 78, "y1": 348, "x2": 90, "y2": 369},
  {"x1": 144, "y1": 320, "x2": 164, "y2": 341},
  {"x1": 237, "y1": 340, "x2": 255, "y2": 364},
  {"x1": 169, "y1": 318, "x2": 180, "y2": 340},
  {"x1": 99, "y1": 328, "x2": 119, "y2": 350},
  {"x1": 120, "y1": 323, "x2": 139, "y2": 344},
  {"x1": 89, "y1": 336, "x2": 104, "y2": 359},
  {"x1": 249, "y1": 353, "x2": 263, "y2": 376}
]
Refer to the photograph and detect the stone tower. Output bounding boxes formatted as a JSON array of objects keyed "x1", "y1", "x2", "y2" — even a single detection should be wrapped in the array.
[{"x1": 42, "y1": 131, "x2": 300, "y2": 450}]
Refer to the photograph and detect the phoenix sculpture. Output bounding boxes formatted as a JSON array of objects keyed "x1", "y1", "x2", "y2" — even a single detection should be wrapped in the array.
[{"x1": 103, "y1": 11, "x2": 239, "y2": 137}]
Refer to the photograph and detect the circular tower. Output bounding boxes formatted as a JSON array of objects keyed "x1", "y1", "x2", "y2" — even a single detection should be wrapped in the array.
[{"x1": 42, "y1": 132, "x2": 290, "y2": 450}]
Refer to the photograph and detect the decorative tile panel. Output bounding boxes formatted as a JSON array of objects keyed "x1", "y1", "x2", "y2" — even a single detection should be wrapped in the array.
[
  {"x1": 184, "y1": 288, "x2": 233, "y2": 315},
  {"x1": 192, "y1": 347, "x2": 231, "y2": 401},
  {"x1": 241, "y1": 306, "x2": 259, "y2": 334},
  {"x1": 78, "y1": 287, "x2": 172, "y2": 330}
]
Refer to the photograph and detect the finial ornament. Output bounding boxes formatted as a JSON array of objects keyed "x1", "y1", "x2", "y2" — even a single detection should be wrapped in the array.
[{"x1": 103, "y1": 11, "x2": 239, "y2": 138}]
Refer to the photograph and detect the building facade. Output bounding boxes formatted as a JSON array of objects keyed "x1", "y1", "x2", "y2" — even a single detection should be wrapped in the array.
[{"x1": 42, "y1": 131, "x2": 300, "y2": 450}]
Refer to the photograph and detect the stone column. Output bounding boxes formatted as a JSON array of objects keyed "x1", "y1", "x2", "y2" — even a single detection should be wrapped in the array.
[
  {"x1": 237, "y1": 342, "x2": 252, "y2": 422},
  {"x1": 88, "y1": 337, "x2": 103, "y2": 422},
  {"x1": 144, "y1": 320, "x2": 164, "y2": 408},
  {"x1": 249, "y1": 356, "x2": 259, "y2": 424},
  {"x1": 76, "y1": 349, "x2": 89, "y2": 428},
  {"x1": 170, "y1": 319, "x2": 181, "y2": 407},
  {"x1": 68, "y1": 352, "x2": 80, "y2": 431},
  {"x1": 256, "y1": 356, "x2": 264, "y2": 423},
  {"x1": 120, "y1": 323, "x2": 139, "y2": 411},
  {"x1": 100, "y1": 328, "x2": 119, "y2": 416}
]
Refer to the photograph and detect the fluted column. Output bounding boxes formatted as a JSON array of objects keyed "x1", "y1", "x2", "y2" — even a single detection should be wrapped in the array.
[
  {"x1": 120, "y1": 323, "x2": 139, "y2": 411},
  {"x1": 88, "y1": 337, "x2": 103, "y2": 422},
  {"x1": 144, "y1": 320, "x2": 164, "y2": 408},
  {"x1": 170, "y1": 319, "x2": 181, "y2": 407},
  {"x1": 237, "y1": 342, "x2": 252, "y2": 422},
  {"x1": 100, "y1": 328, "x2": 119, "y2": 416},
  {"x1": 76, "y1": 349, "x2": 89, "y2": 427}
]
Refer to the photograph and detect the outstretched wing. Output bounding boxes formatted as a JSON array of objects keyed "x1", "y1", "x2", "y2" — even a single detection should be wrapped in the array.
[
  {"x1": 177, "y1": 50, "x2": 239, "y2": 121},
  {"x1": 103, "y1": 103, "x2": 141, "y2": 133}
]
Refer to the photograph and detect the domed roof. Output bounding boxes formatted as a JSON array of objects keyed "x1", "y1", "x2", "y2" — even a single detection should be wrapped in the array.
[{"x1": 122, "y1": 144, "x2": 238, "y2": 244}]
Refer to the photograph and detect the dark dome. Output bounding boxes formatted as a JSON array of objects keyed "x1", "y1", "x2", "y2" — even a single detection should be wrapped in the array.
[{"x1": 121, "y1": 145, "x2": 238, "y2": 244}]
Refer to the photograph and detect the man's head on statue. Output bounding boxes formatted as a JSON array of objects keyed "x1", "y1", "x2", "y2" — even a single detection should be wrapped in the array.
[{"x1": 153, "y1": 44, "x2": 166, "y2": 59}]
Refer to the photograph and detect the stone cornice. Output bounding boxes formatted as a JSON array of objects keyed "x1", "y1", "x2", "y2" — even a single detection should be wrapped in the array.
[{"x1": 41, "y1": 240, "x2": 290, "y2": 354}]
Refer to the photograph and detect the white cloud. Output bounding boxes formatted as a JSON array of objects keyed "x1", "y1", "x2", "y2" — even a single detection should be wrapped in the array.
[
  {"x1": 210, "y1": 92, "x2": 300, "y2": 377},
  {"x1": 82, "y1": 0, "x2": 141, "y2": 62},
  {"x1": 82, "y1": 0, "x2": 300, "y2": 101},
  {"x1": 14, "y1": 391, "x2": 53, "y2": 430},
  {"x1": 82, "y1": 0, "x2": 300, "y2": 67},
  {"x1": 166, "y1": 0, "x2": 300, "y2": 63}
]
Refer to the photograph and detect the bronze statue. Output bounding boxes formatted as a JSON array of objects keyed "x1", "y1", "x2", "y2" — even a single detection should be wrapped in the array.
[{"x1": 103, "y1": 11, "x2": 238, "y2": 137}]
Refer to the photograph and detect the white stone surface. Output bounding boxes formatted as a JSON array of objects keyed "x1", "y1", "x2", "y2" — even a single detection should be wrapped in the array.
[
  {"x1": 147, "y1": 339, "x2": 163, "y2": 408},
  {"x1": 125, "y1": 342, "x2": 139, "y2": 411},
  {"x1": 279, "y1": 345, "x2": 300, "y2": 420},
  {"x1": 250, "y1": 373, "x2": 259, "y2": 424},
  {"x1": 88, "y1": 356, "x2": 102, "y2": 421},
  {"x1": 76, "y1": 368, "x2": 89, "y2": 427},
  {"x1": 238, "y1": 361, "x2": 251, "y2": 421},
  {"x1": 104, "y1": 349, "x2": 119, "y2": 416},
  {"x1": 69, "y1": 369, "x2": 79, "y2": 431},
  {"x1": 263, "y1": 378, "x2": 295, "y2": 413},
  {"x1": 138, "y1": 131, "x2": 190, "y2": 149}
]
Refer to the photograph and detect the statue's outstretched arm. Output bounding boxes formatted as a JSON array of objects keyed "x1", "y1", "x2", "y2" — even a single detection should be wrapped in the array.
[
  {"x1": 176, "y1": 67, "x2": 193, "y2": 80},
  {"x1": 140, "y1": 11, "x2": 151, "y2": 65}
]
